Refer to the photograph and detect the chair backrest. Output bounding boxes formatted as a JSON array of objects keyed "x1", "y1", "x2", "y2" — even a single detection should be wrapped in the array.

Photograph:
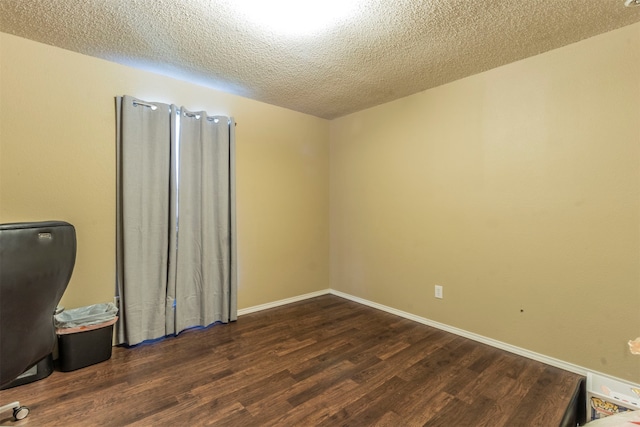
[{"x1": 0, "y1": 221, "x2": 76, "y2": 387}]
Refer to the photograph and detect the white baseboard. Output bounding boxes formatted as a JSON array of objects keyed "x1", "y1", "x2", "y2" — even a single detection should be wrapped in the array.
[
  {"x1": 329, "y1": 289, "x2": 589, "y2": 377},
  {"x1": 236, "y1": 287, "x2": 637, "y2": 385},
  {"x1": 237, "y1": 289, "x2": 330, "y2": 316}
]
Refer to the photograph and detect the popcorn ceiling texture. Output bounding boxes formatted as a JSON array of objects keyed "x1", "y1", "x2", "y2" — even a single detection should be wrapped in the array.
[{"x1": 1, "y1": 0, "x2": 639, "y2": 119}]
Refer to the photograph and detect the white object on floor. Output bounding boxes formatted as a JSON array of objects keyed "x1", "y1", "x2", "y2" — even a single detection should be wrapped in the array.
[{"x1": 586, "y1": 410, "x2": 640, "y2": 426}]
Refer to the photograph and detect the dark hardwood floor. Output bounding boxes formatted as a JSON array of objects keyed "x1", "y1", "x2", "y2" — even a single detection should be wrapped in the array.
[{"x1": 0, "y1": 295, "x2": 583, "y2": 426}]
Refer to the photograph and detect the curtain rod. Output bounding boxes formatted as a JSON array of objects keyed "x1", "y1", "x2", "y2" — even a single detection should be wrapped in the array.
[
  {"x1": 131, "y1": 98, "x2": 236, "y2": 125},
  {"x1": 183, "y1": 111, "x2": 231, "y2": 125},
  {"x1": 132, "y1": 100, "x2": 157, "y2": 110}
]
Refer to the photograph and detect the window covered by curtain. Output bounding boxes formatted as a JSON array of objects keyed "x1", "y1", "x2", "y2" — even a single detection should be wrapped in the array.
[{"x1": 116, "y1": 95, "x2": 237, "y2": 346}]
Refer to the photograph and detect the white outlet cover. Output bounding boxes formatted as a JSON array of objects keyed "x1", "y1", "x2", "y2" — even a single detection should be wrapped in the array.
[{"x1": 435, "y1": 285, "x2": 443, "y2": 299}]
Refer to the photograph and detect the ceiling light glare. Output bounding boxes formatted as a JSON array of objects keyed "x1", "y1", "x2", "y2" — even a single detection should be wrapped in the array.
[{"x1": 230, "y1": 0, "x2": 362, "y2": 36}]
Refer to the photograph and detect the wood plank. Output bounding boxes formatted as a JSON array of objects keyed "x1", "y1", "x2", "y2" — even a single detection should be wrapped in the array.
[{"x1": 0, "y1": 295, "x2": 583, "y2": 426}]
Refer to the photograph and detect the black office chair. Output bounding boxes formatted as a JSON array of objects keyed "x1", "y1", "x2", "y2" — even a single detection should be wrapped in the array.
[{"x1": 0, "y1": 221, "x2": 76, "y2": 421}]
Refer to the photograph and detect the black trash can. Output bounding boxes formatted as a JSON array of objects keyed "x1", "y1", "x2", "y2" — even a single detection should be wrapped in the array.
[{"x1": 54, "y1": 303, "x2": 118, "y2": 372}]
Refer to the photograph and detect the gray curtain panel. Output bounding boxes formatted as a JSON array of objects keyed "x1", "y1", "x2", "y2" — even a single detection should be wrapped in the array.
[
  {"x1": 116, "y1": 96, "x2": 172, "y2": 345},
  {"x1": 116, "y1": 97, "x2": 237, "y2": 346},
  {"x1": 170, "y1": 109, "x2": 237, "y2": 333}
]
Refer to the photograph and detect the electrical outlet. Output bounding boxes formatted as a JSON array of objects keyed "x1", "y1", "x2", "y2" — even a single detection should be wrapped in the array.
[{"x1": 435, "y1": 285, "x2": 443, "y2": 299}]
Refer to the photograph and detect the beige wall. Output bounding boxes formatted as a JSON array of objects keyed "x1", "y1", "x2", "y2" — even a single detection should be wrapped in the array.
[
  {"x1": 0, "y1": 33, "x2": 330, "y2": 311},
  {"x1": 2, "y1": 22, "x2": 639, "y2": 384},
  {"x1": 330, "y1": 23, "x2": 640, "y2": 383}
]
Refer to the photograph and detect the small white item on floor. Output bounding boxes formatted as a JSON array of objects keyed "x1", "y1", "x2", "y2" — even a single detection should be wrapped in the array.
[{"x1": 586, "y1": 410, "x2": 640, "y2": 426}]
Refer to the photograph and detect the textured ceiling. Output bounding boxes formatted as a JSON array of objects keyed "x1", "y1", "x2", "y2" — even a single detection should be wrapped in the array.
[{"x1": 1, "y1": 0, "x2": 639, "y2": 119}]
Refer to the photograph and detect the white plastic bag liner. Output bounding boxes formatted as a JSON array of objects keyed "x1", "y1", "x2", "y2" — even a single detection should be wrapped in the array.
[{"x1": 54, "y1": 302, "x2": 119, "y2": 329}]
